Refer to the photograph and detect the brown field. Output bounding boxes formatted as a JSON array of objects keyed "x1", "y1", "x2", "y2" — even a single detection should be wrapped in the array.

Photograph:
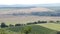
[
  {"x1": 0, "y1": 7, "x2": 54, "y2": 14},
  {"x1": 0, "y1": 15, "x2": 60, "y2": 25},
  {"x1": 0, "y1": 7, "x2": 59, "y2": 25}
]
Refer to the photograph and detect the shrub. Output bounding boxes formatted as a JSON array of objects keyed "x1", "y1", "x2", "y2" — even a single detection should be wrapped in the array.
[
  {"x1": 15, "y1": 24, "x2": 21, "y2": 26},
  {"x1": 0, "y1": 29, "x2": 7, "y2": 34},
  {"x1": 38, "y1": 21, "x2": 47, "y2": 23},
  {"x1": 33, "y1": 22, "x2": 37, "y2": 24},
  {"x1": 22, "y1": 26, "x2": 32, "y2": 34},
  {"x1": 56, "y1": 21, "x2": 60, "y2": 23},
  {"x1": 9, "y1": 24, "x2": 14, "y2": 27},
  {"x1": 49, "y1": 21, "x2": 55, "y2": 23}
]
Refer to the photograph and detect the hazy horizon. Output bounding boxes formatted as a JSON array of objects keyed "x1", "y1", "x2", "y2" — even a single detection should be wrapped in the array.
[{"x1": 0, "y1": 0, "x2": 60, "y2": 5}]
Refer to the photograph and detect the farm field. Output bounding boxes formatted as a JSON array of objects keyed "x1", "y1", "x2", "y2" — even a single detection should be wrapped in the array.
[
  {"x1": 37, "y1": 23, "x2": 60, "y2": 31},
  {"x1": 0, "y1": 2, "x2": 60, "y2": 34},
  {"x1": 0, "y1": 7, "x2": 60, "y2": 25},
  {"x1": 0, "y1": 16, "x2": 60, "y2": 25},
  {"x1": 0, "y1": 7, "x2": 60, "y2": 34},
  {"x1": 0, "y1": 23, "x2": 60, "y2": 34}
]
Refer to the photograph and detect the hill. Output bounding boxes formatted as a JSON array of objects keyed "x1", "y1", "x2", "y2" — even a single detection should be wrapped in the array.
[
  {"x1": 0, "y1": 23, "x2": 59, "y2": 34},
  {"x1": 0, "y1": 3, "x2": 60, "y2": 16}
]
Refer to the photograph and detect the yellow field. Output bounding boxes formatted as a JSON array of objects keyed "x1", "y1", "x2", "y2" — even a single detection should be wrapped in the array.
[{"x1": 37, "y1": 23, "x2": 60, "y2": 31}]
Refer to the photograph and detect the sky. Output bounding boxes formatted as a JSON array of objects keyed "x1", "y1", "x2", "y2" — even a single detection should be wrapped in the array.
[{"x1": 0, "y1": 0, "x2": 60, "y2": 5}]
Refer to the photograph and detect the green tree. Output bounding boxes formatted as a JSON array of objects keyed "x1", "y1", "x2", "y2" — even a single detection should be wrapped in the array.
[
  {"x1": 9, "y1": 24, "x2": 14, "y2": 27},
  {"x1": 1, "y1": 22, "x2": 8, "y2": 28},
  {"x1": 56, "y1": 21, "x2": 60, "y2": 23},
  {"x1": 22, "y1": 26, "x2": 32, "y2": 34},
  {"x1": 15, "y1": 24, "x2": 21, "y2": 26},
  {"x1": 49, "y1": 21, "x2": 55, "y2": 23}
]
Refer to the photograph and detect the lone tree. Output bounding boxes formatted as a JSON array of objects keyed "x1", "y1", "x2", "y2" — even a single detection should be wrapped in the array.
[
  {"x1": 22, "y1": 26, "x2": 32, "y2": 34},
  {"x1": 1, "y1": 22, "x2": 8, "y2": 28},
  {"x1": 56, "y1": 21, "x2": 60, "y2": 23},
  {"x1": 49, "y1": 21, "x2": 55, "y2": 23}
]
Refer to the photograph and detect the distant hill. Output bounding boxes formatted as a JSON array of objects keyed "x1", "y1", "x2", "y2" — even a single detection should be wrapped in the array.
[
  {"x1": 0, "y1": 3, "x2": 60, "y2": 7},
  {"x1": 0, "y1": 3, "x2": 60, "y2": 16}
]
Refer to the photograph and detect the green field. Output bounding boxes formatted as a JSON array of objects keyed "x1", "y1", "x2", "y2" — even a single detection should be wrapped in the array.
[
  {"x1": 0, "y1": 23, "x2": 60, "y2": 34},
  {"x1": 37, "y1": 23, "x2": 60, "y2": 31}
]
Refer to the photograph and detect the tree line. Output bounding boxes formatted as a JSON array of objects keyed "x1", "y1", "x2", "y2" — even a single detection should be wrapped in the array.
[
  {"x1": 0, "y1": 22, "x2": 25, "y2": 28},
  {"x1": 0, "y1": 20, "x2": 60, "y2": 28}
]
